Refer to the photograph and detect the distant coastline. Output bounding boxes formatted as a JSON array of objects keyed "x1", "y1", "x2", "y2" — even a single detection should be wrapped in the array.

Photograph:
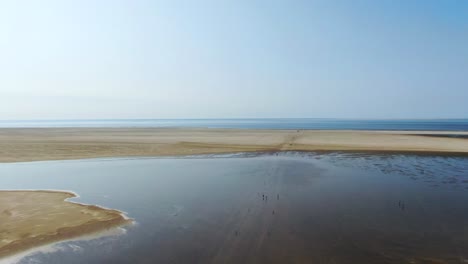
[{"x1": 0, "y1": 128, "x2": 467, "y2": 163}]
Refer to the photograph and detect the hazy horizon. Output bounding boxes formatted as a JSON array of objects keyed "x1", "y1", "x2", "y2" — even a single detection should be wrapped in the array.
[
  {"x1": 1, "y1": 117, "x2": 468, "y2": 121},
  {"x1": 1, "y1": 0, "x2": 467, "y2": 119}
]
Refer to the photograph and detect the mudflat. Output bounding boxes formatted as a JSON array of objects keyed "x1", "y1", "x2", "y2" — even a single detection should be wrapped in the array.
[
  {"x1": 0, "y1": 128, "x2": 467, "y2": 162},
  {"x1": 0, "y1": 191, "x2": 131, "y2": 259}
]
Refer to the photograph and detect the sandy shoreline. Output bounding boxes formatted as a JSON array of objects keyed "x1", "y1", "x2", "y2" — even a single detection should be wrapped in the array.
[
  {"x1": 0, "y1": 128, "x2": 467, "y2": 162},
  {"x1": 0, "y1": 190, "x2": 131, "y2": 260}
]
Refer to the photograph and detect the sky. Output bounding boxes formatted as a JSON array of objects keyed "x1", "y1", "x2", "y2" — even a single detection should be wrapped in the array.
[{"x1": 0, "y1": 0, "x2": 467, "y2": 119}]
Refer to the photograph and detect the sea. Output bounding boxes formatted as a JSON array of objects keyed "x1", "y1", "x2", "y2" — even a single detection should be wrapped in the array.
[{"x1": 0, "y1": 119, "x2": 467, "y2": 131}]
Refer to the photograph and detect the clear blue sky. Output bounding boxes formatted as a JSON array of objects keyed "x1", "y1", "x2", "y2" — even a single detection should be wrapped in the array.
[{"x1": 1, "y1": 0, "x2": 467, "y2": 119}]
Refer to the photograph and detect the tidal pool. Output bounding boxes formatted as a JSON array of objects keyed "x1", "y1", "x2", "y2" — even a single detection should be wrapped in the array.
[{"x1": 0, "y1": 152, "x2": 468, "y2": 264}]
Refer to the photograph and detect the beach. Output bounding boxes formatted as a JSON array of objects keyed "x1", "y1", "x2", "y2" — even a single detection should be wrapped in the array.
[
  {"x1": 1, "y1": 128, "x2": 468, "y2": 262},
  {"x1": 0, "y1": 128, "x2": 467, "y2": 163}
]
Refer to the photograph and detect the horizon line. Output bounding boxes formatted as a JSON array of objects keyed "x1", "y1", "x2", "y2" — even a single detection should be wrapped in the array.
[{"x1": 1, "y1": 118, "x2": 468, "y2": 122}]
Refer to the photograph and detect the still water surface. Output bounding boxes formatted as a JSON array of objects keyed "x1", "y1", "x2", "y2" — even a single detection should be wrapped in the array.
[{"x1": 1, "y1": 152, "x2": 468, "y2": 264}]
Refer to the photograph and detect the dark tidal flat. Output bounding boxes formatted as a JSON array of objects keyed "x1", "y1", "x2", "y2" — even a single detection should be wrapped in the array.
[{"x1": 1, "y1": 152, "x2": 468, "y2": 264}]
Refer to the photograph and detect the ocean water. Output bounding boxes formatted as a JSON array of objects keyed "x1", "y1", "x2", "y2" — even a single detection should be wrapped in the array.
[
  {"x1": 1, "y1": 152, "x2": 468, "y2": 264},
  {"x1": 0, "y1": 119, "x2": 468, "y2": 131}
]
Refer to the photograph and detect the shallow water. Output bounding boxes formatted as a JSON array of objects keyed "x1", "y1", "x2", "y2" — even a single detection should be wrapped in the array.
[{"x1": 1, "y1": 153, "x2": 468, "y2": 264}]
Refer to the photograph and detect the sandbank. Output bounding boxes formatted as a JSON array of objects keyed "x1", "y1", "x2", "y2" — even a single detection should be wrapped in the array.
[
  {"x1": 0, "y1": 190, "x2": 131, "y2": 259},
  {"x1": 0, "y1": 128, "x2": 467, "y2": 162}
]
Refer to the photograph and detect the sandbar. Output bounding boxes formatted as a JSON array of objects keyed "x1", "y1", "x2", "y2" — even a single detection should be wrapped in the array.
[
  {"x1": 0, "y1": 128, "x2": 467, "y2": 162},
  {"x1": 0, "y1": 190, "x2": 131, "y2": 259}
]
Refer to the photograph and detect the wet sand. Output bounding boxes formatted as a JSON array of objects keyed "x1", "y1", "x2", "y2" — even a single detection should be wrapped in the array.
[
  {"x1": 0, "y1": 190, "x2": 131, "y2": 259},
  {"x1": 0, "y1": 128, "x2": 467, "y2": 162}
]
